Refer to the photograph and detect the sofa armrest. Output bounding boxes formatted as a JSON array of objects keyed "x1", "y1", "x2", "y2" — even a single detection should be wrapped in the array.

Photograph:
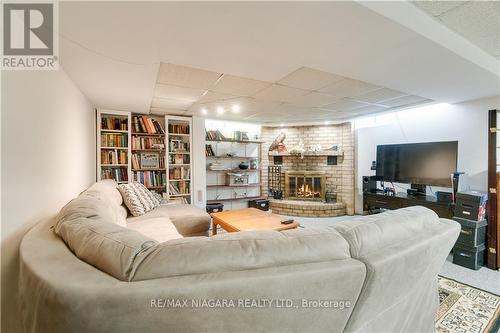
[{"x1": 129, "y1": 227, "x2": 351, "y2": 281}]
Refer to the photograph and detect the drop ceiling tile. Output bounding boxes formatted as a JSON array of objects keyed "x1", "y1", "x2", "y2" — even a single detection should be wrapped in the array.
[
  {"x1": 157, "y1": 63, "x2": 221, "y2": 89},
  {"x1": 412, "y1": 1, "x2": 467, "y2": 17},
  {"x1": 352, "y1": 104, "x2": 389, "y2": 114},
  {"x1": 154, "y1": 84, "x2": 204, "y2": 102},
  {"x1": 379, "y1": 95, "x2": 429, "y2": 107},
  {"x1": 354, "y1": 88, "x2": 407, "y2": 103},
  {"x1": 277, "y1": 67, "x2": 345, "y2": 90},
  {"x1": 318, "y1": 78, "x2": 382, "y2": 97},
  {"x1": 212, "y1": 75, "x2": 271, "y2": 96},
  {"x1": 321, "y1": 98, "x2": 370, "y2": 112},
  {"x1": 253, "y1": 84, "x2": 308, "y2": 103},
  {"x1": 151, "y1": 97, "x2": 193, "y2": 110},
  {"x1": 197, "y1": 91, "x2": 238, "y2": 104},
  {"x1": 438, "y1": 1, "x2": 500, "y2": 59},
  {"x1": 150, "y1": 108, "x2": 186, "y2": 116},
  {"x1": 287, "y1": 92, "x2": 340, "y2": 107}
]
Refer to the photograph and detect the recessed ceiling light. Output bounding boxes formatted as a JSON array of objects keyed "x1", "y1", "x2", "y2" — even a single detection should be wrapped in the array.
[
  {"x1": 217, "y1": 107, "x2": 225, "y2": 115},
  {"x1": 324, "y1": 121, "x2": 329, "y2": 125},
  {"x1": 280, "y1": 123, "x2": 284, "y2": 127},
  {"x1": 231, "y1": 104, "x2": 240, "y2": 113},
  {"x1": 201, "y1": 108, "x2": 208, "y2": 115}
]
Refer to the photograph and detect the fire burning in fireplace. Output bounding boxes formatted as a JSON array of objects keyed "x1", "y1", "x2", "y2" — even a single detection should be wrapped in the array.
[
  {"x1": 297, "y1": 183, "x2": 321, "y2": 198},
  {"x1": 284, "y1": 171, "x2": 326, "y2": 201}
]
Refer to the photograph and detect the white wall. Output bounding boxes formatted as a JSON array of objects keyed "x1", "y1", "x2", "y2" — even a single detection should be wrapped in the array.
[
  {"x1": 1, "y1": 69, "x2": 95, "y2": 332},
  {"x1": 192, "y1": 116, "x2": 207, "y2": 208},
  {"x1": 355, "y1": 96, "x2": 500, "y2": 214}
]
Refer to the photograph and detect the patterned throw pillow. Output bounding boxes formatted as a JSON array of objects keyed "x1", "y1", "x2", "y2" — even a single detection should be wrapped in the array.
[{"x1": 118, "y1": 182, "x2": 161, "y2": 216}]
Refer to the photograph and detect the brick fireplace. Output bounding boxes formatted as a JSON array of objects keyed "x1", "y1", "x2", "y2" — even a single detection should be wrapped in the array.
[{"x1": 261, "y1": 122, "x2": 355, "y2": 215}]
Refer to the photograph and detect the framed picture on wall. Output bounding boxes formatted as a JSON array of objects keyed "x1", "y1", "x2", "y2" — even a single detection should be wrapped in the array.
[{"x1": 140, "y1": 153, "x2": 159, "y2": 168}]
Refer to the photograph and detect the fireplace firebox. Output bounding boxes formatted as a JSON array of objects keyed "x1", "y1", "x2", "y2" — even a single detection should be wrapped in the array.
[{"x1": 284, "y1": 171, "x2": 326, "y2": 201}]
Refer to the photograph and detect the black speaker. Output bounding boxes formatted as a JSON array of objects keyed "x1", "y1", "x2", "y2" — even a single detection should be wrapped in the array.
[{"x1": 363, "y1": 176, "x2": 378, "y2": 193}]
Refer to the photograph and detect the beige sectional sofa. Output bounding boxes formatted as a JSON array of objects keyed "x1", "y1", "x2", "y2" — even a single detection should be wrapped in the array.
[{"x1": 19, "y1": 180, "x2": 460, "y2": 333}]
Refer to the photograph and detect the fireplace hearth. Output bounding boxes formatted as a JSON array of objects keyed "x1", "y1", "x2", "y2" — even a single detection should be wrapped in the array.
[{"x1": 284, "y1": 171, "x2": 326, "y2": 201}]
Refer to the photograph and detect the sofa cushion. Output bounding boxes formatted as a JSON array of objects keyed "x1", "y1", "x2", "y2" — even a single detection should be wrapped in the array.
[
  {"x1": 333, "y1": 206, "x2": 441, "y2": 258},
  {"x1": 127, "y1": 204, "x2": 210, "y2": 236},
  {"x1": 129, "y1": 226, "x2": 350, "y2": 281},
  {"x1": 81, "y1": 179, "x2": 128, "y2": 227},
  {"x1": 118, "y1": 182, "x2": 160, "y2": 217},
  {"x1": 55, "y1": 196, "x2": 157, "y2": 281},
  {"x1": 127, "y1": 218, "x2": 183, "y2": 243}
]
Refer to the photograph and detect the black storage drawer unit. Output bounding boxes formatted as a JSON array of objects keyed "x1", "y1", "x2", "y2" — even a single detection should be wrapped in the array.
[
  {"x1": 455, "y1": 190, "x2": 487, "y2": 221},
  {"x1": 365, "y1": 195, "x2": 402, "y2": 210},
  {"x1": 453, "y1": 243, "x2": 485, "y2": 270},
  {"x1": 453, "y1": 217, "x2": 487, "y2": 247},
  {"x1": 248, "y1": 198, "x2": 269, "y2": 211},
  {"x1": 206, "y1": 202, "x2": 224, "y2": 214}
]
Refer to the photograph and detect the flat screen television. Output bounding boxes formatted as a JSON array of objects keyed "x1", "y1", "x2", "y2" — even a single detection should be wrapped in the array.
[{"x1": 376, "y1": 141, "x2": 458, "y2": 187}]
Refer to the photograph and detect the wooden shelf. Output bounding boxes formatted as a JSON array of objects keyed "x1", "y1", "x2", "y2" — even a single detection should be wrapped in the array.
[
  {"x1": 132, "y1": 168, "x2": 166, "y2": 171},
  {"x1": 206, "y1": 139, "x2": 263, "y2": 144},
  {"x1": 169, "y1": 152, "x2": 190, "y2": 154},
  {"x1": 132, "y1": 132, "x2": 164, "y2": 137},
  {"x1": 146, "y1": 186, "x2": 166, "y2": 189},
  {"x1": 101, "y1": 164, "x2": 128, "y2": 167},
  {"x1": 101, "y1": 129, "x2": 128, "y2": 133},
  {"x1": 169, "y1": 179, "x2": 191, "y2": 181},
  {"x1": 102, "y1": 146, "x2": 128, "y2": 150},
  {"x1": 268, "y1": 151, "x2": 343, "y2": 157},
  {"x1": 170, "y1": 164, "x2": 191, "y2": 167},
  {"x1": 132, "y1": 149, "x2": 165, "y2": 152},
  {"x1": 207, "y1": 169, "x2": 259, "y2": 172},
  {"x1": 207, "y1": 183, "x2": 260, "y2": 188},
  {"x1": 168, "y1": 133, "x2": 190, "y2": 137},
  {"x1": 169, "y1": 193, "x2": 191, "y2": 197},
  {"x1": 207, "y1": 196, "x2": 261, "y2": 204},
  {"x1": 206, "y1": 156, "x2": 256, "y2": 159}
]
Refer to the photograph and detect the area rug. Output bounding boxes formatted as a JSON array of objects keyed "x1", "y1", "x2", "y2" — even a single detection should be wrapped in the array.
[{"x1": 436, "y1": 276, "x2": 500, "y2": 333}]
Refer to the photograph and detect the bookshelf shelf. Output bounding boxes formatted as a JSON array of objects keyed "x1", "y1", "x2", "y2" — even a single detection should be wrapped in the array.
[
  {"x1": 166, "y1": 116, "x2": 192, "y2": 204},
  {"x1": 102, "y1": 147, "x2": 129, "y2": 150},
  {"x1": 101, "y1": 129, "x2": 129, "y2": 134}
]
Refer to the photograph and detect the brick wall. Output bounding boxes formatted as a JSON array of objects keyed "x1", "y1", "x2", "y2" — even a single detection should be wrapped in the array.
[{"x1": 261, "y1": 122, "x2": 355, "y2": 215}]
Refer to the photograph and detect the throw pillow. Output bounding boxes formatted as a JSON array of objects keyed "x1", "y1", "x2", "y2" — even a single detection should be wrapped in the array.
[{"x1": 118, "y1": 182, "x2": 160, "y2": 216}]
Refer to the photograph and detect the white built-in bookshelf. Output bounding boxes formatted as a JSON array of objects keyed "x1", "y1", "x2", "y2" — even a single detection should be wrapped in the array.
[
  {"x1": 97, "y1": 110, "x2": 132, "y2": 184},
  {"x1": 166, "y1": 115, "x2": 193, "y2": 204},
  {"x1": 97, "y1": 110, "x2": 194, "y2": 203}
]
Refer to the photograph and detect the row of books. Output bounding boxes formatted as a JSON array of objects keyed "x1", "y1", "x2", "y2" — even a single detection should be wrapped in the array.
[
  {"x1": 134, "y1": 171, "x2": 166, "y2": 188},
  {"x1": 205, "y1": 144, "x2": 215, "y2": 156},
  {"x1": 131, "y1": 153, "x2": 165, "y2": 169},
  {"x1": 168, "y1": 123, "x2": 190, "y2": 134},
  {"x1": 101, "y1": 150, "x2": 127, "y2": 165},
  {"x1": 132, "y1": 137, "x2": 165, "y2": 150},
  {"x1": 101, "y1": 117, "x2": 127, "y2": 131},
  {"x1": 101, "y1": 167, "x2": 128, "y2": 182},
  {"x1": 101, "y1": 133, "x2": 128, "y2": 147},
  {"x1": 169, "y1": 154, "x2": 190, "y2": 165},
  {"x1": 132, "y1": 116, "x2": 165, "y2": 134},
  {"x1": 206, "y1": 130, "x2": 225, "y2": 140},
  {"x1": 169, "y1": 182, "x2": 190, "y2": 195},
  {"x1": 169, "y1": 166, "x2": 190, "y2": 180},
  {"x1": 169, "y1": 139, "x2": 189, "y2": 152}
]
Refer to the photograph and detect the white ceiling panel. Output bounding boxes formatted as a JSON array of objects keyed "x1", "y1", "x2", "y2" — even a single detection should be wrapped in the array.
[
  {"x1": 151, "y1": 97, "x2": 193, "y2": 110},
  {"x1": 412, "y1": 1, "x2": 466, "y2": 17},
  {"x1": 318, "y1": 78, "x2": 382, "y2": 97},
  {"x1": 277, "y1": 67, "x2": 345, "y2": 90},
  {"x1": 157, "y1": 63, "x2": 221, "y2": 89},
  {"x1": 253, "y1": 84, "x2": 308, "y2": 102},
  {"x1": 150, "y1": 108, "x2": 186, "y2": 116},
  {"x1": 355, "y1": 88, "x2": 407, "y2": 103},
  {"x1": 154, "y1": 84, "x2": 204, "y2": 101},
  {"x1": 321, "y1": 98, "x2": 370, "y2": 112},
  {"x1": 212, "y1": 75, "x2": 271, "y2": 96},
  {"x1": 379, "y1": 94, "x2": 428, "y2": 107},
  {"x1": 286, "y1": 91, "x2": 340, "y2": 107},
  {"x1": 197, "y1": 91, "x2": 238, "y2": 104},
  {"x1": 352, "y1": 104, "x2": 389, "y2": 114}
]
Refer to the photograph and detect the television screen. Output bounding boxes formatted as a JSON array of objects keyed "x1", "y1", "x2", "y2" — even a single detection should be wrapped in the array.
[{"x1": 376, "y1": 141, "x2": 458, "y2": 187}]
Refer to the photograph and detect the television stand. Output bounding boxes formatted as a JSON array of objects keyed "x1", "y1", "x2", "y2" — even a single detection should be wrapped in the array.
[
  {"x1": 407, "y1": 184, "x2": 427, "y2": 196},
  {"x1": 363, "y1": 191, "x2": 454, "y2": 218}
]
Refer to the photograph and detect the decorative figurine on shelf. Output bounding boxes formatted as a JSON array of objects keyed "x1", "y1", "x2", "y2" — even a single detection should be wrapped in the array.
[
  {"x1": 269, "y1": 132, "x2": 287, "y2": 153},
  {"x1": 238, "y1": 161, "x2": 249, "y2": 170},
  {"x1": 289, "y1": 139, "x2": 306, "y2": 158},
  {"x1": 250, "y1": 159, "x2": 258, "y2": 169}
]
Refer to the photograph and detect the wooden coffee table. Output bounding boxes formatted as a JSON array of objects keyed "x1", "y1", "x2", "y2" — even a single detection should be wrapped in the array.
[{"x1": 210, "y1": 208, "x2": 300, "y2": 236}]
